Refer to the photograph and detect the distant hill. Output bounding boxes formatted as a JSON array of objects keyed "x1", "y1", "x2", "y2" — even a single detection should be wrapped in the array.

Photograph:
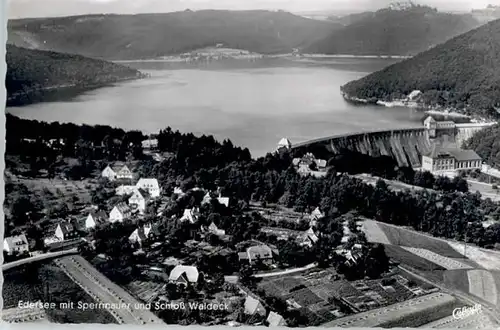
[
  {"x1": 7, "y1": 10, "x2": 341, "y2": 60},
  {"x1": 306, "y1": 5, "x2": 481, "y2": 56},
  {"x1": 6, "y1": 45, "x2": 144, "y2": 105},
  {"x1": 340, "y1": 19, "x2": 500, "y2": 118}
]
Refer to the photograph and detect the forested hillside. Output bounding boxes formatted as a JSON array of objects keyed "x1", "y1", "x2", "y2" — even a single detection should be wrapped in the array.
[
  {"x1": 6, "y1": 45, "x2": 143, "y2": 105},
  {"x1": 7, "y1": 10, "x2": 341, "y2": 60},
  {"x1": 306, "y1": 5, "x2": 480, "y2": 56},
  {"x1": 463, "y1": 124, "x2": 500, "y2": 166},
  {"x1": 341, "y1": 18, "x2": 500, "y2": 117}
]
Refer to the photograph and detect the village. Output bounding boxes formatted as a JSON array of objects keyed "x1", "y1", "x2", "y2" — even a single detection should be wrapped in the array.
[
  {"x1": 5, "y1": 114, "x2": 500, "y2": 327},
  {"x1": 3, "y1": 133, "x2": 439, "y2": 326}
]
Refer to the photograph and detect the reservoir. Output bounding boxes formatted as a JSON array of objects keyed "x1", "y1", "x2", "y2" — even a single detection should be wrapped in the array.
[{"x1": 6, "y1": 57, "x2": 424, "y2": 157}]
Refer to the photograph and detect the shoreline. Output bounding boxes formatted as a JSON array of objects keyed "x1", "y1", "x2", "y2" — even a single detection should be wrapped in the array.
[
  {"x1": 341, "y1": 92, "x2": 496, "y2": 122},
  {"x1": 7, "y1": 74, "x2": 146, "y2": 105},
  {"x1": 113, "y1": 53, "x2": 412, "y2": 63}
]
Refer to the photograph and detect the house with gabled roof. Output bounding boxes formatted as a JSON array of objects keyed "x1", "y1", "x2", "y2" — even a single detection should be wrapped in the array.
[
  {"x1": 141, "y1": 138, "x2": 158, "y2": 150},
  {"x1": 85, "y1": 211, "x2": 108, "y2": 229},
  {"x1": 129, "y1": 223, "x2": 159, "y2": 246},
  {"x1": 168, "y1": 265, "x2": 199, "y2": 285},
  {"x1": 116, "y1": 185, "x2": 137, "y2": 196},
  {"x1": 128, "y1": 188, "x2": 149, "y2": 214},
  {"x1": 244, "y1": 296, "x2": 266, "y2": 317},
  {"x1": 101, "y1": 165, "x2": 116, "y2": 181},
  {"x1": 115, "y1": 165, "x2": 133, "y2": 180},
  {"x1": 239, "y1": 244, "x2": 274, "y2": 265},
  {"x1": 202, "y1": 191, "x2": 230, "y2": 207},
  {"x1": 136, "y1": 178, "x2": 160, "y2": 198},
  {"x1": 4, "y1": 234, "x2": 29, "y2": 256},
  {"x1": 276, "y1": 138, "x2": 292, "y2": 152},
  {"x1": 109, "y1": 202, "x2": 132, "y2": 223},
  {"x1": 297, "y1": 227, "x2": 319, "y2": 247},
  {"x1": 309, "y1": 207, "x2": 324, "y2": 227},
  {"x1": 180, "y1": 208, "x2": 199, "y2": 224},
  {"x1": 208, "y1": 222, "x2": 226, "y2": 236},
  {"x1": 55, "y1": 222, "x2": 79, "y2": 241},
  {"x1": 267, "y1": 311, "x2": 286, "y2": 326}
]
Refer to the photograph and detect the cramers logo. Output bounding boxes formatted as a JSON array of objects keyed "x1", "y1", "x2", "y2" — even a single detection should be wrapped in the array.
[{"x1": 452, "y1": 304, "x2": 482, "y2": 319}]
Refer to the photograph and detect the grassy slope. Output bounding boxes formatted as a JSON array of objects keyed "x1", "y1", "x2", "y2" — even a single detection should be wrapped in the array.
[
  {"x1": 306, "y1": 6, "x2": 480, "y2": 56},
  {"x1": 376, "y1": 222, "x2": 465, "y2": 258},
  {"x1": 341, "y1": 18, "x2": 500, "y2": 117},
  {"x1": 7, "y1": 10, "x2": 341, "y2": 60},
  {"x1": 6, "y1": 45, "x2": 142, "y2": 102}
]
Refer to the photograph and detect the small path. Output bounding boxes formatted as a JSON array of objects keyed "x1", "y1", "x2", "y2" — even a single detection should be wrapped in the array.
[{"x1": 254, "y1": 263, "x2": 317, "y2": 278}]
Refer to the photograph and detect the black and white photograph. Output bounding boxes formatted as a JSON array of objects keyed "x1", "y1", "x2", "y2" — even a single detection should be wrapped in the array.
[{"x1": 4, "y1": 0, "x2": 500, "y2": 327}]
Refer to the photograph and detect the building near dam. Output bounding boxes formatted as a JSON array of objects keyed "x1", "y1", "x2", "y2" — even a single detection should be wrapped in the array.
[{"x1": 421, "y1": 144, "x2": 482, "y2": 174}]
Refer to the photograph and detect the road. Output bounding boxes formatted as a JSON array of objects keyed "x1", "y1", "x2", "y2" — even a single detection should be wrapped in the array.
[
  {"x1": 254, "y1": 263, "x2": 317, "y2": 278},
  {"x1": 467, "y1": 179, "x2": 500, "y2": 202},
  {"x1": 55, "y1": 256, "x2": 164, "y2": 325},
  {"x1": 399, "y1": 265, "x2": 500, "y2": 325},
  {"x1": 2, "y1": 248, "x2": 78, "y2": 271}
]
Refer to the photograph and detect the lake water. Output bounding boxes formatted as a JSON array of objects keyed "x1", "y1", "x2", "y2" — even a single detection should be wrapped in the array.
[{"x1": 7, "y1": 57, "x2": 425, "y2": 157}]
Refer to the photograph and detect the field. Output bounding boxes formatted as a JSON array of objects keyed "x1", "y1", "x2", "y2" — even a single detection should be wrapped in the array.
[
  {"x1": 401, "y1": 247, "x2": 472, "y2": 270},
  {"x1": 256, "y1": 267, "x2": 433, "y2": 325},
  {"x1": 126, "y1": 281, "x2": 166, "y2": 303},
  {"x1": 384, "y1": 245, "x2": 445, "y2": 272},
  {"x1": 443, "y1": 269, "x2": 500, "y2": 307},
  {"x1": 362, "y1": 220, "x2": 391, "y2": 244},
  {"x1": 321, "y1": 292, "x2": 461, "y2": 328},
  {"x1": 467, "y1": 269, "x2": 498, "y2": 305},
  {"x1": 447, "y1": 240, "x2": 500, "y2": 271},
  {"x1": 365, "y1": 221, "x2": 465, "y2": 258}
]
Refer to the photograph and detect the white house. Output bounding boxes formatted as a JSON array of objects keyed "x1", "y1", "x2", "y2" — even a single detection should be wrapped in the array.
[
  {"x1": 128, "y1": 189, "x2": 148, "y2": 214},
  {"x1": 4, "y1": 235, "x2": 30, "y2": 255},
  {"x1": 109, "y1": 203, "x2": 132, "y2": 223},
  {"x1": 267, "y1": 311, "x2": 286, "y2": 326},
  {"x1": 239, "y1": 245, "x2": 274, "y2": 265},
  {"x1": 169, "y1": 265, "x2": 199, "y2": 285},
  {"x1": 101, "y1": 165, "x2": 116, "y2": 181},
  {"x1": 208, "y1": 222, "x2": 226, "y2": 236},
  {"x1": 180, "y1": 208, "x2": 199, "y2": 224},
  {"x1": 244, "y1": 296, "x2": 267, "y2": 316},
  {"x1": 297, "y1": 228, "x2": 319, "y2": 247},
  {"x1": 276, "y1": 138, "x2": 292, "y2": 152},
  {"x1": 85, "y1": 211, "x2": 108, "y2": 230},
  {"x1": 55, "y1": 222, "x2": 78, "y2": 241},
  {"x1": 141, "y1": 138, "x2": 158, "y2": 150},
  {"x1": 129, "y1": 223, "x2": 155, "y2": 246},
  {"x1": 310, "y1": 207, "x2": 324, "y2": 227},
  {"x1": 136, "y1": 178, "x2": 161, "y2": 198},
  {"x1": 116, "y1": 185, "x2": 137, "y2": 196},
  {"x1": 115, "y1": 165, "x2": 133, "y2": 180},
  {"x1": 202, "y1": 192, "x2": 230, "y2": 207}
]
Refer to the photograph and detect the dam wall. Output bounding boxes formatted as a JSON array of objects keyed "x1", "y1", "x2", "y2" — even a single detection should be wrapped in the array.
[{"x1": 291, "y1": 123, "x2": 495, "y2": 168}]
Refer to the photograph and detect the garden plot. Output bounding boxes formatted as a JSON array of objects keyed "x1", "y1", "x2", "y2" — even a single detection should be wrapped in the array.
[
  {"x1": 361, "y1": 220, "x2": 391, "y2": 244},
  {"x1": 467, "y1": 269, "x2": 498, "y2": 305},
  {"x1": 126, "y1": 281, "x2": 165, "y2": 303},
  {"x1": 448, "y1": 241, "x2": 500, "y2": 271},
  {"x1": 401, "y1": 247, "x2": 472, "y2": 270}
]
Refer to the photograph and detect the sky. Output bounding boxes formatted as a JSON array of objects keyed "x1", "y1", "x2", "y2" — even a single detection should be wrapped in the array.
[{"x1": 7, "y1": 0, "x2": 500, "y2": 19}]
